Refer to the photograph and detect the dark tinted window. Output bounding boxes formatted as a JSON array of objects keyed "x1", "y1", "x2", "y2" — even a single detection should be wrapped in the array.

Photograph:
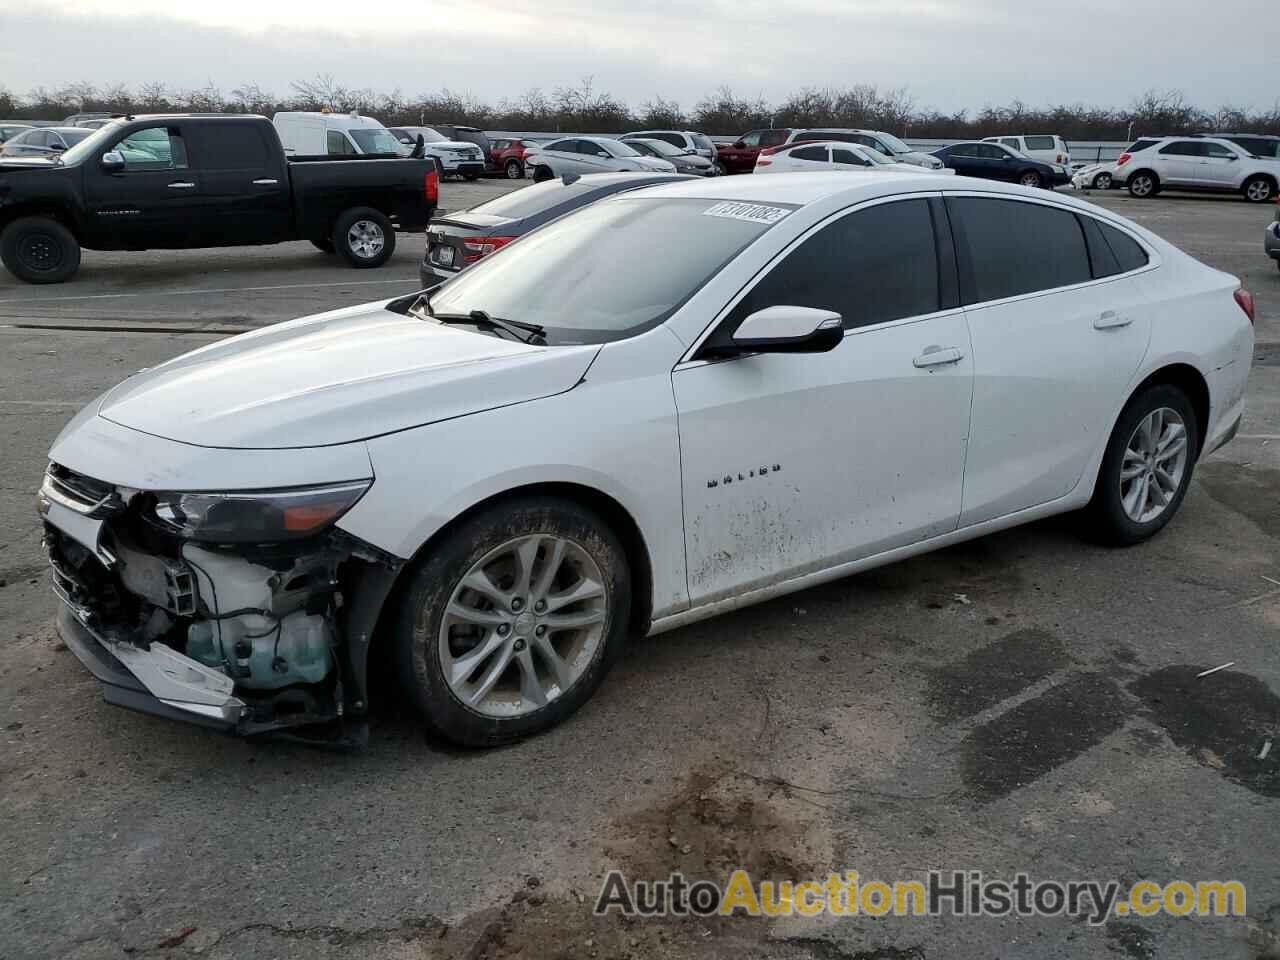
[
  {"x1": 326, "y1": 130, "x2": 354, "y2": 155},
  {"x1": 187, "y1": 122, "x2": 269, "y2": 168},
  {"x1": 543, "y1": 139, "x2": 573, "y2": 152},
  {"x1": 948, "y1": 197, "x2": 1091, "y2": 303},
  {"x1": 1203, "y1": 142, "x2": 1236, "y2": 159},
  {"x1": 791, "y1": 145, "x2": 828, "y2": 162},
  {"x1": 649, "y1": 132, "x2": 685, "y2": 148},
  {"x1": 1099, "y1": 222, "x2": 1148, "y2": 272},
  {"x1": 728, "y1": 199, "x2": 939, "y2": 331},
  {"x1": 832, "y1": 148, "x2": 869, "y2": 166},
  {"x1": 760, "y1": 129, "x2": 789, "y2": 147},
  {"x1": 1078, "y1": 215, "x2": 1122, "y2": 278},
  {"x1": 977, "y1": 144, "x2": 1008, "y2": 159},
  {"x1": 739, "y1": 131, "x2": 764, "y2": 147},
  {"x1": 801, "y1": 130, "x2": 856, "y2": 143},
  {"x1": 1126, "y1": 139, "x2": 1159, "y2": 153},
  {"x1": 1230, "y1": 137, "x2": 1279, "y2": 158},
  {"x1": 1024, "y1": 136, "x2": 1055, "y2": 150},
  {"x1": 948, "y1": 143, "x2": 980, "y2": 158},
  {"x1": 1159, "y1": 141, "x2": 1201, "y2": 156}
]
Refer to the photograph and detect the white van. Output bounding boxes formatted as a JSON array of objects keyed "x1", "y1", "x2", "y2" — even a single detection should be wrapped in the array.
[
  {"x1": 982, "y1": 134, "x2": 1072, "y2": 169},
  {"x1": 272, "y1": 111, "x2": 404, "y2": 157}
]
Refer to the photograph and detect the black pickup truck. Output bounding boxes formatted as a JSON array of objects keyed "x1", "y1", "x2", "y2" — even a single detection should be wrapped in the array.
[{"x1": 0, "y1": 114, "x2": 438, "y2": 283}]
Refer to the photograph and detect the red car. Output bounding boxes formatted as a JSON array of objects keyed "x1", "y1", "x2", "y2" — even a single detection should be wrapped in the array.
[
  {"x1": 490, "y1": 138, "x2": 539, "y2": 179},
  {"x1": 715, "y1": 128, "x2": 795, "y2": 174}
]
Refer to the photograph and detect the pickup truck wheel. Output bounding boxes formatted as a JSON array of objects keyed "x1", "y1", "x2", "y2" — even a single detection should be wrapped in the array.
[
  {"x1": 310, "y1": 238, "x2": 336, "y2": 254},
  {"x1": 333, "y1": 208, "x2": 395, "y2": 268},
  {"x1": 395, "y1": 495, "x2": 630, "y2": 746},
  {"x1": 1, "y1": 216, "x2": 81, "y2": 284}
]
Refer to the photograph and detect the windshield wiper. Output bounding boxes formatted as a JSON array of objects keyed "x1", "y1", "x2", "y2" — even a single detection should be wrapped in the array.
[{"x1": 432, "y1": 309, "x2": 547, "y2": 346}]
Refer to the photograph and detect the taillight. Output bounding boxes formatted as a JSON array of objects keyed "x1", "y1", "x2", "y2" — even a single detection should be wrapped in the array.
[
  {"x1": 1116, "y1": 152, "x2": 1131, "y2": 167},
  {"x1": 1056, "y1": 153, "x2": 1064, "y2": 163},
  {"x1": 425, "y1": 168, "x2": 439, "y2": 204},
  {"x1": 1234, "y1": 289, "x2": 1255, "y2": 324},
  {"x1": 756, "y1": 157, "x2": 772, "y2": 166},
  {"x1": 463, "y1": 236, "x2": 516, "y2": 262}
]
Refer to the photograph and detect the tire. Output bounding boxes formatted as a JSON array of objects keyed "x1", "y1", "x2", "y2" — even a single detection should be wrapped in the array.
[
  {"x1": 1018, "y1": 170, "x2": 1042, "y2": 189},
  {"x1": 0, "y1": 216, "x2": 81, "y2": 284},
  {"x1": 310, "y1": 237, "x2": 336, "y2": 254},
  {"x1": 504, "y1": 159, "x2": 523, "y2": 180},
  {"x1": 713, "y1": 161, "x2": 727, "y2": 176},
  {"x1": 1243, "y1": 176, "x2": 1275, "y2": 204},
  {"x1": 1093, "y1": 172, "x2": 1113, "y2": 190},
  {"x1": 532, "y1": 165, "x2": 554, "y2": 183},
  {"x1": 395, "y1": 495, "x2": 631, "y2": 746},
  {"x1": 333, "y1": 207, "x2": 395, "y2": 269},
  {"x1": 1127, "y1": 171, "x2": 1159, "y2": 198},
  {"x1": 1086, "y1": 384, "x2": 1199, "y2": 546}
]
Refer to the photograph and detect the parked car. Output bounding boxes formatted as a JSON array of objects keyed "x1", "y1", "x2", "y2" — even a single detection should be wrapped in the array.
[
  {"x1": 41, "y1": 171, "x2": 1253, "y2": 747},
  {"x1": 272, "y1": 111, "x2": 404, "y2": 157},
  {"x1": 715, "y1": 129, "x2": 796, "y2": 174},
  {"x1": 386, "y1": 126, "x2": 486, "y2": 180},
  {"x1": 0, "y1": 114, "x2": 436, "y2": 283},
  {"x1": 427, "y1": 124, "x2": 494, "y2": 173},
  {"x1": 489, "y1": 138, "x2": 539, "y2": 179},
  {"x1": 0, "y1": 122, "x2": 31, "y2": 144},
  {"x1": 1117, "y1": 136, "x2": 1280, "y2": 202},
  {"x1": 63, "y1": 112, "x2": 115, "y2": 126},
  {"x1": 420, "y1": 171, "x2": 693, "y2": 285},
  {"x1": 1193, "y1": 133, "x2": 1280, "y2": 159},
  {"x1": 1071, "y1": 160, "x2": 1120, "y2": 190},
  {"x1": 982, "y1": 134, "x2": 1072, "y2": 169},
  {"x1": 1266, "y1": 204, "x2": 1280, "y2": 271},
  {"x1": 524, "y1": 137, "x2": 675, "y2": 179},
  {"x1": 785, "y1": 129, "x2": 946, "y2": 170},
  {"x1": 621, "y1": 130, "x2": 717, "y2": 162},
  {"x1": 754, "y1": 140, "x2": 944, "y2": 175},
  {"x1": 78, "y1": 118, "x2": 121, "y2": 130},
  {"x1": 932, "y1": 141, "x2": 1069, "y2": 188},
  {"x1": 0, "y1": 126, "x2": 94, "y2": 158},
  {"x1": 623, "y1": 138, "x2": 716, "y2": 175}
]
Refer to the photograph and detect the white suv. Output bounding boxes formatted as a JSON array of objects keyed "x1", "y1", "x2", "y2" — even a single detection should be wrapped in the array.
[
  {"x1": 983, "y1": 135, "x2": 1071, "y2": 169},
  {"x1": 1118, "y1": 136, "x2": 1280, "y2": 202}
]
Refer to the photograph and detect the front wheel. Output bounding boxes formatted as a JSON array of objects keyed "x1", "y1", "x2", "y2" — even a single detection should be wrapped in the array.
[
  {"x1": 333, "y1": 207, "x2": 395, "y2": 268},
  {"x1": 1086, "y1": 385, "x2": 1198, "y2": 546},
  {"x1": 504, "y1": 159, "x2": 523, "y2": 179},
  {"x1": 1244, "y1": 176, "x2": 1275, "y2": 203},
  {"x1": 395, "y1": 496, "x2": 631, "y2": 746},
  {"x1": 1093, "y1": 172, "x2": 1113, "y2": 190},
  {"x1": 1018, "y1": 170, "x2": 1042, "y2": 189},
  {"x1": 0, "y1": 216, "x2": 81, "y2": 284},
  {"x1": 712, "y1": 161, "x2": 727, "y2": 176},
  {"x1": 531, "y1": 164, "x2": 554, "y2": 183}
]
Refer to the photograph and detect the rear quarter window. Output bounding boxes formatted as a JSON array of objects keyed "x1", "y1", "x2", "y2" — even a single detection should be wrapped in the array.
[{"x1": 1024, "y1": 136, "x2": 1056, "y2": 150}]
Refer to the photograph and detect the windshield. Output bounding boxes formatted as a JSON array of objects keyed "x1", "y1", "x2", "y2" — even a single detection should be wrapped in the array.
[
  {"x1": 876, "y1": 133, "x2": 913, "y2": 155},
  {"x1": 57, "y1": 125, "x2": 117, "y2": 165},
  {"x1": 597, "y1": 139, "x2": 640, "y2": 158},
  {"x1": 636, "y1": 139, "x2": 684, "y2": 158},
  {"x1": 350, "y1": 128, "x2": 403, "y2": 154},
  {"x1": 424, "y1": 198, "x2": 788, "y2": 344},
  {"x1": 61, "y1": 130, "x2": 94, "y2": 146}
]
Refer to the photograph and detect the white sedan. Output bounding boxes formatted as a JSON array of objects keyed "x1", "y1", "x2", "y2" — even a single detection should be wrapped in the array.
[
  {"x1": 1072, "y1": 161, "x2": 1120, "y2": 191},
  {"x1": 755, "y1": 140, "x2": 949, "y2": 175},
  {"x1": 41, "y1": 173, "x2": 1254, "y2": 747},
  {"x1": 524, "y1": 136, "x2": 675, "y2": 181}
]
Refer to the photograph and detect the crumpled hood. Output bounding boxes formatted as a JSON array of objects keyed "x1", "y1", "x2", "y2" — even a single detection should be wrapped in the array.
[{"x1": 96, "y1": 301, "x2": 600, "y2": 449}]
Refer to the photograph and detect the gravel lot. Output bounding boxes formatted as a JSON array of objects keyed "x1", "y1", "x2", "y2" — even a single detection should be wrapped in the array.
[{"x1": 2, "y1": 179, "x2": 1279, "y2": 960}]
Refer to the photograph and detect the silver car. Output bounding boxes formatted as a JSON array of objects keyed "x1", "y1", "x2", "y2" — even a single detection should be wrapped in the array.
[
  {"x1": 784, "y1": 128, "x2": 946, "y2": 169},
  {"x1": 524, "y1": 136, "x2": 675, "y2": 180},
  {"x1": 623, "y1": 137, "x2": 716, "y2": 176},
  {"x1": 0, "y1": 126, "x2": 93, "y2": 158}
]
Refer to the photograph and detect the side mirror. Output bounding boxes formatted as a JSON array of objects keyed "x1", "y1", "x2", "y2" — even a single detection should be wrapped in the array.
[
  {"x1": 733, "y1": 141, "x2": 746, "y2": 149},
  {"x1": 712, "y1": 305, "x2": 844, "y2": 357},
  {"x1": 50, "y1": 143, "x2": 67, "y2": 152},
  {"x1": 596, "y1": 151, "x2": 610, "y2": 158},
  {"x1": 100, "y1": 150, "x2": 125, "y2": 172}
]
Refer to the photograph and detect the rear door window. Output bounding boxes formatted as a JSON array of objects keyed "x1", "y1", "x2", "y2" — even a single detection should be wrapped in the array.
[
  {"x1": 726, "y1": 198, "x2": 940, "y2": 331},
  {"x1": 791, "y1": 145, "x2": 829, "y2": 162},
  {"x1": 760, "y1": 130, "x2": 790, "y2": 147},
  {"x1": 947, "y1": 197, "x2": 1092, "y2": 303},
  {"x1": 1159, "y1": 141, "x2": 1201, "y2": 156},
  {"x1": 186, "y1": 122, "x2": 269, "y2": 169}
]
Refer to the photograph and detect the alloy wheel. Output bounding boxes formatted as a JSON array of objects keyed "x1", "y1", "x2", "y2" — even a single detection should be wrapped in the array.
[
  {"x1": 1120, "y1": 407, "x2": 1189, "y2": 523},
  {"x1": 347, "y1": 220, "x2": 385, "y2": 259},
  {"x1": 1095, "y1": 173, "x2": 1112, "y2": 190},
  {"x1": 1131, "y1": 175, "x2": 1154, "y2": 197},
  {"x1": 1247, "y1": 180, "x2": 1273, "y2": 202},
  {"x1": 1020, "y1": 172, "x2": 1041, "y2": 188},
  {"x1": 506, "y1": 160, "x2": 522, "y2": 179},
  {"x1": 438, "y1": 534, "x2": 608, "y2": 718}
]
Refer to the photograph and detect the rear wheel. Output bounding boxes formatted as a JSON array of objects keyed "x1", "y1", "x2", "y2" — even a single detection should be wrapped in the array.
[
  {"x1": 504, "y1": 159, "x2": 523, "y2": 179},
  {"x1": 1018, "y1": 170, "x2": 1042, "y2": 189},
  {"x1": 0, "y1": 216, "x2": 81, "y2": 284},
  {"x1": 713, "y1": 160, "x2": 727, "y2": 176},
  {"x1": 1127, "y1": 171, "x2": 1159, "y2": 198},
  {"x1": 532, "y1": 164, "x2": 554, "y2": 183},
  {"x1": 395, "y1": 496, "x2": 630, "y2": 746},
  {"x1": 333, "y1": 207, "x2": 395, "y2": 268},
  {"x1": 1093, "y1": 172, "x2": 1113, "y2": 190},
  {"x1": 1244, "y1": 176, "x2": 1275, "y2": 203},
  {"x1": 1086, "y1": 384, "x2": 1198, "y2": 545}
]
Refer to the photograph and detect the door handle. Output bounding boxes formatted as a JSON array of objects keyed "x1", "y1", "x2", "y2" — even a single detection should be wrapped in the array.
[
  {"x1": 252, "y1": 178, "x2": 279, "y2": 185},
  {"x1": 912, "y1": 346, "x2": 964, "y2": 368},
  {"x1": 1094, "y1": 310, "x2": 1133, "y2": 330},
  {"x1": 167, "y1": 181, "x2": 196, "y2": 189}
]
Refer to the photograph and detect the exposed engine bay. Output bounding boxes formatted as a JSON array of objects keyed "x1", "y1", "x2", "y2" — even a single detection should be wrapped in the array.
[{"x1": 40, "y1": 462, "x2": 401, "y2": 744}]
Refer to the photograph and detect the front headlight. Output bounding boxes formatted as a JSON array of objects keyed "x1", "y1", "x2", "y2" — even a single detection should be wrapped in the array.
[{"x1": 147, "y1": 481, "x2": 371, "y2": 544}]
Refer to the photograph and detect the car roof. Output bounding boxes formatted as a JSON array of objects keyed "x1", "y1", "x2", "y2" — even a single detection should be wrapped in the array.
[
  {"x1": 49, "y1": 126, "x2": 92, "y2": 133},
  {"x1": 626, "y1": 169, "x2": 1098, "y2": 209}
]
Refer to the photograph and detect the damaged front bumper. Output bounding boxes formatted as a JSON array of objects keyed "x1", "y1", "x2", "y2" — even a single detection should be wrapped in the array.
[{"x1": 40, "y1": 463, "x2": 403, "y2": 744}]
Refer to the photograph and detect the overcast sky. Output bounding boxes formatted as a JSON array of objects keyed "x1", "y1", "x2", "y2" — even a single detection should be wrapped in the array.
[{"x1": 0, "y1": 0, "x2": 1273, "y2": 114}]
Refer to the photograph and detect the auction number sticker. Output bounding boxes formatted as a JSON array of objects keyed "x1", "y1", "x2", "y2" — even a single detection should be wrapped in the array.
[{"x1": 702, "y1": 202, "x2": 791, "y2": 225}]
